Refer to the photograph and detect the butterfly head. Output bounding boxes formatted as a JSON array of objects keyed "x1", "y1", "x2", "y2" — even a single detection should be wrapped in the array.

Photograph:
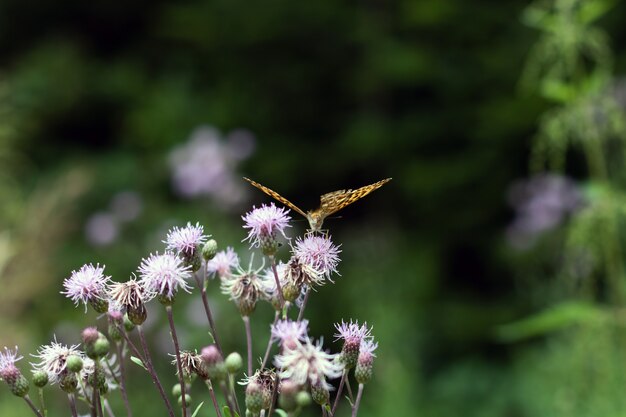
[{"x1": 306, "y1": 210, "x2": 325, "y2": 232}]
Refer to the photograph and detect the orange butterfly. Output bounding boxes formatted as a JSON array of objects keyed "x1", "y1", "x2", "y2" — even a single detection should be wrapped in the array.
[{"x1": 243, "y1": 177, "x2": 391, "y2": 232}]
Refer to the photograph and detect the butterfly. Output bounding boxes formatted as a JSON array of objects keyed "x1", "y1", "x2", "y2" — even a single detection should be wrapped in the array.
[{"x1": 243, "y1": 177, "x2": 392, "y2": 232}]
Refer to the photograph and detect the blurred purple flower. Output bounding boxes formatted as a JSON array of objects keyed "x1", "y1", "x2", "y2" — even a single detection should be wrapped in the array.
[
  {"x1": 506, "y1": 174, "x2": 583, "y2": 249},
  {"x1": 168, "y1": 126, "x2": 255, "y2": 206},
  {"x1": 110, "y1": 191, "x2": 143, "y2": 222},
  {"x1": 85, "y1": 212, "x2": 118, "y2": 247}
]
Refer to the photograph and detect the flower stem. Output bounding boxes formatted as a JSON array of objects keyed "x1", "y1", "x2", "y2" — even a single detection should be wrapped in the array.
[
  {"x1": 321, "y1": 405, "x2": 328, "y2": 417},
  {"x1": 115, "y1": 341, "x2": 133, "y2": 417},
  {"x1": 195, "y1": 270, "x2": 223, "y2": 354},
  {"x1": 204, "y1": 379, "x2": 224, "y2": 417},
  {"x1": 67, "y1": 394, "x2": 78, "y2": 417},
  {"x1": 344, "y1": 376, "x2": 355, "y2": 403},
  {"x1": 267, "y1": 375, "x2": 279, "y2": 417},
  {"x1": 23, "y1": 395, "x2": 44, "y2": 417},
  {"x1": 269, "y1": 256, "x2": 285, "y2": 308},
  {"x1": 166, "y1": 305, "x2": 188, "y2": 417},
  {"x1": 103, "y1": 399, "x2": 117, "y2": 417},
  {"x1": 261, "y1": 311, "x2": 280, "y2": 369},
  {"x1": 351, "y1": 384, "x2": 364, "y2": 417},
  {"x1": 38, "y1": 388, "x2": 47, "y2": 417},
  {"x1": 243, "y1": 316, "x2": 253, "y2": 376},
  {"x1": 330, "y1": 370, "x2": 347, "y2": 417},
  {"x1": 92, "y1": 361, "x2": 104, "y2": 417},
  {"x1": 297, "y1": 287, "x2": 311, "y2": 322},
  {"x1": 219, "y1": 381, "x2": 237, "y2": 416},
  {"x1": 137, "y1": 325, "x2": 176, "y2": 417},
  {"x1": 228, "y1": 374, "x2": 242, "y2": 416}
]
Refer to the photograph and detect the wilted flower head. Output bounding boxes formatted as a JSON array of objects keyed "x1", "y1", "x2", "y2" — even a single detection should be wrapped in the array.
[
  {"x1": 271, "y1": 319, "x2": 309, "y2": 350},
  {"x1": 334, "y1": 320, "x2": 372, "y2": 369},
  {"x1": 31, "y1": 341, "x2": 84, "y2": 384},
  {"x1": 274, "y1": 338, "x2": 342, "y2": 391},
  {"x1": 242, "y1": 203, "x2": 291, "y2": 254},
  {"x1": 165, "y1": 222, "x2": 208, "y2": 257},
  {"x1": 174, "y1": 351, "x2": 208, "y2": 380},
  {"x1": 138, "y1": 252, "x2": 192, "y2": 300},
  {"x1": 62, "y1": 264, "x2": 111, "y2": 312},
  {"x1": 260, "y1": 263, "x2": 290, "y2": 307},
  {"x1": 206, "y1": 247, "x2": 240, "y2": 279},
  {"x1": 108, "y1": 277, "x2": 151, "y2": 325},
  {"x1": 241, "y1": 369, "x2": 276, "y2": 413},
  {"x1": 293, "y1": 235, "x2": 341, "y2": 280},
  {"x1": 221, "y1": 256, "x2": 266, "y2": 316}
]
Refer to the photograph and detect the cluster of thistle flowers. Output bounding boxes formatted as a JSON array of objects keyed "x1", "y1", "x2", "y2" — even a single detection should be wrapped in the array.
[{"x1": 0, "y1": 203, "x2": 378, "y2": 417}]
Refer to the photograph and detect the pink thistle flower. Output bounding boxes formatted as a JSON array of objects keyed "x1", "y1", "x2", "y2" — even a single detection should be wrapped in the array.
[
  {"x1": 242, "y1": 203, "x2": 291, "y2": 254},
  {"x1": 0, "y1": 347, "x2": 23, "y2": 382},
  {"x1": 206, "y1": 247, "x2": 240, "y2": 279},
  {"x1": 274, "y1": 338, "x2": 342, "y2": 391},
  {"x1": 271, "y1": 319, "x2": 309, "y2": 350},
  {"x1": 62, "y1": 264, "x2": 111, "y2": 312},
  {"x1": 334, "y1": 320, "x2": 373, "y2": 369},
  {"x1": 138, "y1": 252, "x2": 192, "y2": 299},
  {"x1": 165, "y1": 222, "x2": 208, "y2": 257},
  {"x1": 293, "y1": 235, "x2": 341, "y2": 280},
  {"x1": 355, "y1": 338, "x2": 378, "y2": 384}
]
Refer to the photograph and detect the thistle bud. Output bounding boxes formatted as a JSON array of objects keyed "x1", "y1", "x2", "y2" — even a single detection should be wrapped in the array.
[
  {"x1": 354, "y1": 340, "x2": 377, "y2": 384},
  {"x1": 311, "y1": 382, "x2": 329, "y2": 406},
  {"x1": 200, "y1": 345, "x2": 227, "y2": 381},
  {"x1": 202, "y1": 239, "x2": 218, "y2": 261},
  {"x1": 278, "y1": 379, "x2": 299, "y2": 412},
  {"x1": 225, "y1": 352, "x2": 243, "y2": 374},
  {"x1": 59, "y1": 371, "x2": 78, "y2": 393},
  {"x1": 89, "y1": 298, "x2": 110, "y2": 314},
  {"x1": 296, "y1": 391, "x2": 312, "y2": 407},
  {"x1": 66, "y1": 355, "x2": 83, "y2": 373},
  {"x1": 32, "y1": 370, "x2": 49, "y2": 388},
  {"x1": 245, "y1": 381, "x2": 264, "y2": 414},
  {"x1": 178, "y1": 394, "x2": 192, "y2": 406},
  {"x1": 127, "y1": 304, "x2": 147, "y2": 325},
  {"x1": 123, "y1": 314, "x2": 136, "y2": 332},
  {"x1": 172, "y1": 383, "x2": 182, "y2": 397}
]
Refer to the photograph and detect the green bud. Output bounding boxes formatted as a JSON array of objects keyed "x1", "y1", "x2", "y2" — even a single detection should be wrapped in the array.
[
  {"x1": 127, "y1": 304, "x2": 147, "y2": 325},
  {"x1": 311, "y1": 384, "x2": 329, "y2": 406},
  {"x1": 178, "y1": 394, "x2": 191, "y2": 406},
  {"x1": 202, "y1": 239, "x2": 218, "y2": 261},
  {"x1": 282, "y1": 282, "x2": 300, "y2": 303},
  {"x1": 172, "y1": 383, "x2": 182, "y2": 397},
  {"x1": 66, "y1": 355, "x2": 83, "y2": 373},
  {"x1": 225, "y1": 352, "x2": 243, "y2": 374},
  {"x1": 89, "y1": 298, "x2": 109, "y2": 314},
  {"x1": 123, "y1": 314, "x2": 136, "y2": 332},
  {"x1": 9, "y1": 374, "x2": 29, "y2": 397},
  {"x1": 32, "y1": 370, "x2": 49, "y2": 388},
  {"x1": 296, "y1": 391, "x2": 312, "y2": 407},
  {"x1": 92, "y1": 337, "x2": 110, "y2": 358},
  {"x1": 245, "y1": 381, "x2": 264, "y2": 414},
  {"x1": 59, "y1": 372, "x2": 78, "y2": 393},
  {"x1": 108, "y1": 322, "x2": 122, "y2": 342},
  {"x1": 158, "y1": 294, "x2": 175, "y2": 306}
]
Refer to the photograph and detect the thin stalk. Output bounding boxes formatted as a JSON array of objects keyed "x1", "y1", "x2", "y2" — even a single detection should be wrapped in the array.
[
  {"x1": 269, "y1": 256, "x2": 285, "y2": 308},
  {"x1": 229, "y1": 374, "x2": 242, "y2": 416},
  {"x1": 261, "y1": 311, "x2": 280, "y2": 369},
  {"x1": 321, "y1": 405, "x2": 328, "y2": 417},
  {"x1": 116, "y1": 324, "x2": 145, "y2": 363},
  {"x1": 243, "y1": 316, "x2": 253, "y2": 376},
  {"x1": 137, "y1": 325, "x2": 176, "y2": 417},
  {"x1": 67, "y1": 394, "x2": 78, "y2": 417},
  {"x1": 115, "y1": 341, "x2": 133, "y2": 417},
  {"x1": 351, "y1": 384, "x2": 364, "y2": 417},
  {"x1": 38, "y1": 388, "x2": 47, "y2": 417},
  {"x1": 195, "y1": 270, "x2": 223, "y2": 353},
  {"x1": 103, "y1": 399, "x2": 117, "y2": 417},
  {"x1": 297, "y1": 288, "x2": 311, "y2": 322},
  {"x1": 344, "y1": 376, "x2": 355, "y2": 403},
  {"x1": 267, "y1": 375, "x2": 279, "y2": 417},
  {"x1": 166, "y1": 305, "x2": 188, "y2": 417},
  {"x1": 204, "y1": 379, "x2": 224, "y2": 417},
  {"x1": 93, "y1": 362, "x2": 104, "y2": 417},
  {"x1": 23, "y1": 395, "x2": 45, "y2": 417},
  {"x1": 219, "y1": 381, "x2": 237, "y2": 416},
  {"x1": 330, "y1": 370, "x2": 347, "y2": 417}
]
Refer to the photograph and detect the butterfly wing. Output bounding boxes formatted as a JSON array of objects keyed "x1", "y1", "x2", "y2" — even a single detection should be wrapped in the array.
[
  {"x1": 318, "y1": 178, "x2": 392, "y2": 217},
  {"x1": 243, "y1": 177, "x2": 308, "y2": 218}
]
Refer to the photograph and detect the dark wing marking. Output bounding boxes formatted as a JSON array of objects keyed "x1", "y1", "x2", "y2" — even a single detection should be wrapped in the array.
[{"x1": 243, "y1": 177, "x2": 308, "y2": 218}]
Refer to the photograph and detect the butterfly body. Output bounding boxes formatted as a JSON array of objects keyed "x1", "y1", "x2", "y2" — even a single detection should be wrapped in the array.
[{"x1": 243, "y1": 177, "x2": 391, "y2": 232}]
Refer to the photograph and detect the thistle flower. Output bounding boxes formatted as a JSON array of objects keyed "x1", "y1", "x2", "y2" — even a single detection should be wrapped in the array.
[
  {"x1": 260, "y1": 262, "x2": 290, "y2": 307},
  {"x1": 293, "y1": 235, "x2": 340, "y2": 282},
  {"x1": 165, "y1": 223, "x2": 208, "y2": 271},
  {"x1": 221, "y1": 256, "x2": 266, "y2": 316},
  {"x1": 31, "y1": 341, "x2": 85, "y2": 386},
  {"x1": 62, "y1": 263, "x2": 111, "y2": 313},
  {"x1": 206, "y1": 247, "x2": 239, "y2": 279},
  {"x1": 242, "y1": 203, "x2": 291, "y2": 255},
  {"x1": 283, "y1": 256, "x2": 324, "y2": 291},
  {"x1": 271, "y1": 319, "x2": 309, "y2": 351},
  {"x1": 138, "y1": 252, "x2": 193, "y2": 303},
  {"x1": 355, "y1": 339, "x2": 378, "y2": 384},
  {"x1": 174, "y1": 350, "x2": 208, "y2": 380},
  {"x1": 200, "y1": 345, "x2": 227, "y2": 381},
  {"x1": 334, "y1": 320, "x2": 372, "y2": 369},
  {"x1": 274, "y1": 338, "x2": 342, "y2": 391},
  {"x1": 109, "y1": 277, "x2": 151, "y2": 325},
  {"x1": 0, "y1": 347, "x2": 29, "y2": 397}
]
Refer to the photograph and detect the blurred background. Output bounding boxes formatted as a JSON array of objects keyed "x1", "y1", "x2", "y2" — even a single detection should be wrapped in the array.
[{"x1": 2, "y1": 0, "x2": 626, "y2": 416}]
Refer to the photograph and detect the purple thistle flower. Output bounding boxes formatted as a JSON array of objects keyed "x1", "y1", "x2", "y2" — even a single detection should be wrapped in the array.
[
  {"x1": 271, "y1": 319, "x2": 309, "y2": 350},
  {"x1": 355, "y1": 338, "x2": 378, "y2": 384},
  {"x1": 138, "y1": 252, "x2": 193, "y2": 299},
  {"x1": 31, "y1": 341, "x2": 84, "y2": 384},
  {"x1": 62, "y1": 264, "x2": 111, "y2": 311},
  {"x1": 274, "y1": 338, "x2": 342, "y2": 391},
  {"x1": 293, "y1": 235, "x2": 341, "y2": 280},
  {"x1": 334, "y1": 320, "x2": 373, "y2": 369},
  {"x1": 242, "y1": 203, "x2": 291, "y2": 254},
  {"x1": 206, "y1": 247, "x2": 240, "y2": 279},
  {"x1": 164, "y1": 222, "x2": 208, "y2": 257},
  {"x1": 0, "y1": 347, "x2": 23, "y2": 381}
]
